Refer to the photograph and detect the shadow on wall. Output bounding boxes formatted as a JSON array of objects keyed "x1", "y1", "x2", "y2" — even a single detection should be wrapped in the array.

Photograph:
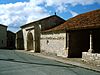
[
  {"x1": 7, "y1": 31, "x2": 16, "y2": 49},
  {"x1": 16, "y1": 30, "x2": 24, "y2": 50},
  {"x1": 68, "y1": 30, "x2": 90, "y2": 58}
]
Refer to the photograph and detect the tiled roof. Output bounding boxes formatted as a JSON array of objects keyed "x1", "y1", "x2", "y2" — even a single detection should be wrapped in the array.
[{"x1": 45, "y1": 9, "x2": 100, "y2": 32}]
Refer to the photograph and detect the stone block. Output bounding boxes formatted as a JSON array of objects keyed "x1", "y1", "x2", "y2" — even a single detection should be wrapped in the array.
[{"x1": 82, "y1": 52, "x2": 100, "y2": 66}]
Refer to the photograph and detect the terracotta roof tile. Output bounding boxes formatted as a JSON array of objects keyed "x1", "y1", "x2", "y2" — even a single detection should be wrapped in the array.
[{"x1": 45, "y1": 9, "x2": 100, "y2": 32}]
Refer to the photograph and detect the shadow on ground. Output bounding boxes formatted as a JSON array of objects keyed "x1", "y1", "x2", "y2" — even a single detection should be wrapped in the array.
[{"x1": 0, "y1": 58, "x2": 75, "y2": 68}]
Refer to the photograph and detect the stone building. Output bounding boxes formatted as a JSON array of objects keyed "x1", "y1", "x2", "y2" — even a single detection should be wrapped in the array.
[
  {"x1": 0, "y1": 24, "x2": 7, "y2": 48},
  {"x1": 7, "y1": 31, "x2": 16, "y2": 49},
  {"x1": 46, "y1": 9, "x2": 100, "y2": 59},
  {"x1": 20, "y1": 9, "x2": 100, "y2": 62},
  {"x1": 21, "y1": 14, "x2": 65, "y2": 53},
  {"x1": 16, "y1": 30, "x2": 24, "y2": 50}
]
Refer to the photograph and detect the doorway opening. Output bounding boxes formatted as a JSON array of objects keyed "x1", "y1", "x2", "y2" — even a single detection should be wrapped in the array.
[{"x1": 27, "y1": 32, "x2": 34, "y2": 51}]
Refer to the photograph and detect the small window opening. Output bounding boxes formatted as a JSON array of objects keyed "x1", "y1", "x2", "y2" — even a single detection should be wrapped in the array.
[{"x1": 47, "y1": 40, "x2": 49, "y2": 44}]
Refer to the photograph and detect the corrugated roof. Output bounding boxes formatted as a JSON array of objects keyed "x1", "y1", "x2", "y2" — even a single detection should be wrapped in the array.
[{"x1": 44, "y1": 9, "x2": 100, "y2": 32}]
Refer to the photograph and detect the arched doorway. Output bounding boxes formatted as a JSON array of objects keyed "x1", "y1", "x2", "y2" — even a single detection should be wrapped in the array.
[{"x1": 27, "y1": 32, "x2": 34, "y2": 51}]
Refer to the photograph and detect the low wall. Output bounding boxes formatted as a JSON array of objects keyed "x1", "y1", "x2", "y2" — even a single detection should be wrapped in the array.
[{"x1": 82, "y1": 52, "x2": 100, "y2": 66}]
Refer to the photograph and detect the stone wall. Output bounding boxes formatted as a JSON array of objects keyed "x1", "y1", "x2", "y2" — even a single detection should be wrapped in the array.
[
  {"x1": 41, "y1": 32, "x2": 68, "y2": 57},
  {"x1": 82, "y1": 52, "x2": 100, "y2": 66},
  {"x1": 22, "y1": 26, "x2": 35, "y2": 50},
  {"x1": 0, "y1": 25, "x2": 7, "y2": 48},
  {"x1": 22, "y1": 24, "x2": 40, "y2": 52},
  {"x1": 7, "y1": 31, "x2": 16, "y2": 49},
  {"x1": 16, "y1": 30, "x2": 24, "y2": 50}
]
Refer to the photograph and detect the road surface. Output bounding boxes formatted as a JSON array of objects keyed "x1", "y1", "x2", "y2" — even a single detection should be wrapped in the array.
[{"x1": 0, "y1": 50, "x2": 100, "y2": 75}]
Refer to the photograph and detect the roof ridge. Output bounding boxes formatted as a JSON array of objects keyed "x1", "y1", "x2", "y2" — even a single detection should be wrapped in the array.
[
  {"x1": 0, "y1": 24, "x2": 7, "y2": 27},
  {"x1": 21, "y1": 15, "x2": 65, "y2": 28}
]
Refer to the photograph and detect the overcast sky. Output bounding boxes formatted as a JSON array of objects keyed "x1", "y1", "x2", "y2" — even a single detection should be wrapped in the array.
[{"x1": 0, "y1": 0, "x2": 100, "y2": 32}]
